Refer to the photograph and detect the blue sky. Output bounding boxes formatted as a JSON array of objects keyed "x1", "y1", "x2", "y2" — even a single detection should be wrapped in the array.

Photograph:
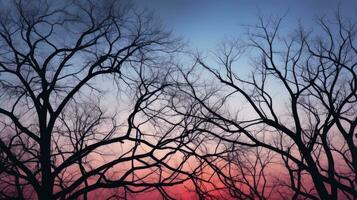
[
  {"x1": 131, "y1": 0, "x2": 357, "y2": 113},
  {"x1": 133, "y1": 0, "x2": 357, "y2": 50}
]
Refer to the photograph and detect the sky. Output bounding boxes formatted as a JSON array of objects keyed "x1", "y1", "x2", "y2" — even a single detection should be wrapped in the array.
[
  {"x1": 132, "y1": 0, "x2": 357, "y2": 51},
  {"x1": 131, "y1": 0, "x2": 357, "y2": 119}
]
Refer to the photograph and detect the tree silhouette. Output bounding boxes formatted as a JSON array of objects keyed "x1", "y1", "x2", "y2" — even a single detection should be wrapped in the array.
[
  {"x1": 0, "y1": 0, "x2": 201, "y2": 199},
  {"x1": 1, "y1": 1, "x2": 356, "y2": 199},
  {"x1": 180, "y1": 14, "x2": 357, "y2": 199}
]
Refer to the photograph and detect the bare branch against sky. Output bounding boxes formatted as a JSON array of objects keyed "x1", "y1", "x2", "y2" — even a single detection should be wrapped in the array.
[{"x1": 0, "y1": 0, "x2": 356, "y2": 199}]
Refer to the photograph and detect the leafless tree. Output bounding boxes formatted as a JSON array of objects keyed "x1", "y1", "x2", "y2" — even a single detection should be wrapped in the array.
[
  {"x1": 180, "y1": 14, "x2": 357, "y2": 199},
  {"x1": 1, "y1": 0, "x2": 356, "y2": 199},
  {"x1": 0, "y1": 0, "x2": 204, "y2": 199}
]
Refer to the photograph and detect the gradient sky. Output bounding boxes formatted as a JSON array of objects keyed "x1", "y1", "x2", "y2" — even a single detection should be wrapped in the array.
[
  {"x1": 133, "y1": 0, "x2": 357, "y2": 51},
  {"x1": 132, "y1": 0, "x2": 357, "y2": 119}
]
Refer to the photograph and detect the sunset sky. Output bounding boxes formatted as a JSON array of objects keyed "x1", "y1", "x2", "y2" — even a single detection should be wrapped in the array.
[{"x1": 0, "y1": 0, "x2": 356, "y2": 199}]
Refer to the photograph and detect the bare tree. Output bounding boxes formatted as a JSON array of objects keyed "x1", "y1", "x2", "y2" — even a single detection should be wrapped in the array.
[
  {"x1": 1, "y1": 0, "x2": 356, "y2": 199},
  {"x1": 0, "y1": 0, "x2": 203, "y2": 199},
  {"x1": 180, "y1": 14, "x2": 357, "y2": 200}
]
